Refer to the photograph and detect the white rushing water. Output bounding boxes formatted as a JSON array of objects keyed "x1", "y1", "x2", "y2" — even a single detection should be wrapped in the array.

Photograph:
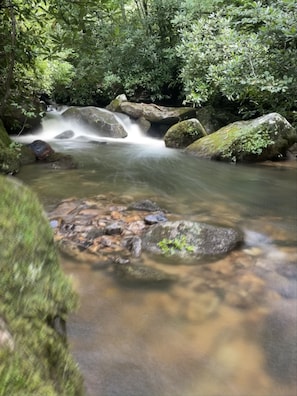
[{"x1": 13, "y1": 107, "x2": 165, "y2": 147}]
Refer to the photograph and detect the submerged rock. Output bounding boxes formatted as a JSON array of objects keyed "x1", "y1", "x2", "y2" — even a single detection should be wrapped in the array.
[
  {"x1": 113, "y1": 261, "x2": 177, "y2": 284},
  {"x1": 128, "y1": 199, "x2": 163, "y2": 212},
  {"x1": 142, "y1": 221, "x2": 243, "y2": 260},
  {"x1": 55, "y1": 130, "x2": 75, "y2": 139},
  {"x1": 186, "y1": 113, "x2": 297, "y2": 163}
]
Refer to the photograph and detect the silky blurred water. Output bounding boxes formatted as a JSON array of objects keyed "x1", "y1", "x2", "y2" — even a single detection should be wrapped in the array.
[{"x1": 14, "y1": 111, "x2": 297, "y2": 396}]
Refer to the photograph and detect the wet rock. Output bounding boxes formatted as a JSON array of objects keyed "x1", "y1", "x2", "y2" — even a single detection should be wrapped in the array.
[
  {"x1": 123, "y1": 236, "x2": 142, "y2": 257},
  {"x1": 261, "y1": 300, "x2": 297, "y2": 385},
  {"x1": 142, "y1": 221, "x2": 243, "y2": 260},
  {"x1": 144, "y1": 212, "x2": 168, "y2": 225},
  {"x1": 128, "y1": 199, "x2": 163, "y2": 212},
  {"x1": 28, "y1": 139, "x2": 54, "y2": 160},
  {"x1": 113, "y1": 261, "x2": 177, "y2": 284},
  {"x1": 62, "y1": 106, "x2": 128, "y2": 138},
  {"x1": 42, "y1": 152, "x2": 78, "y2": 169},
  {"x1": 55, "y1": 130, "x2": 75, "y2": 139},
  {"x1": 105, "y1": 222, "x2": 124, "y2": 235}
]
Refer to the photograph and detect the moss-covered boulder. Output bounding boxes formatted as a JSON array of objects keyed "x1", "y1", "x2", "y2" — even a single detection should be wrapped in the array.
[
  {"x1": 0, "y1": 176, "x2": 84, "y2": 396},
  {"x1": 0, "y1": 120, "x2": 22, "y2": 174},
  {"x1": 186, "y1": 113, "x2": 297, "y2": 163},
  {"x1": 164, "y1": 118, "x2": 207, "y2": 148}
]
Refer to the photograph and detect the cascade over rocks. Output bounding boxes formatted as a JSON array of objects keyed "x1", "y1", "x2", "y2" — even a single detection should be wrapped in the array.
[
  {"x1": 186, "y1": 113, "x2": 297, "y2": 163},
  {"x1": 62, "y1": 106, "x2": 128, "y2": 138}
]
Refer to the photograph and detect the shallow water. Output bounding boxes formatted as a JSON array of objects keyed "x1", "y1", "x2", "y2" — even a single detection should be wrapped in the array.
[{"x1": 14, "y1": 112, "x2": 297, "y2": 396}]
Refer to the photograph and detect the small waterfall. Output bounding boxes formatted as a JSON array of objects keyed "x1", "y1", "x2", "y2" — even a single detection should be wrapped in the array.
[{"x1": 12, "y1": 106, "x2": 164, "y2": 148}]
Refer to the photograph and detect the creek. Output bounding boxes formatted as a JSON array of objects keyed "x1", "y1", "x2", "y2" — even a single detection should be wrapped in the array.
[{"x1": 13, "y1": 110, "x2": 297, "y2": 396}]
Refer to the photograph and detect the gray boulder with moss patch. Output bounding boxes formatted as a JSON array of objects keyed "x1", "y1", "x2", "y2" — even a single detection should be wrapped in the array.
[
  {"x1": 185, "y1": 113, "x2": 297, "y2": 163},
  {"x1": 0, "y1": 176, "x2": 83, "y2": 395},
  {"x1": 142, "y1": 221, "x2": 243, "y2": 261},
  {"x1": 164, "y1": 118, "x2": 207, "y2": 148}
]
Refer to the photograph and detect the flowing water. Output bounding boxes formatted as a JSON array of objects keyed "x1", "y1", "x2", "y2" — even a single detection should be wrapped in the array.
[{"x1": 13, "y1": 111, "x2": 297, "y2": 396}]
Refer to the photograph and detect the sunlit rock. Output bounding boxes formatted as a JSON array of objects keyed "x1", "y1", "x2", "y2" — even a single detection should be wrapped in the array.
[{"x1": 186, "y1": 113, "x2": 297, "y2": 163}]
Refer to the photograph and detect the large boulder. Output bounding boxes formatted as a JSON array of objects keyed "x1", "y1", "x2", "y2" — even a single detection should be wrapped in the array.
[
  {"x1": 142, "y1": 221, "x2": 243, "y2": 261},
  {"x1": 186, "y1": 113, "x2": 297, "y2": 163},
  {"x1": 164, "y1": 118, "x2": 207, "y2": 148},
  {"x1": 0, "y1": 176, "x2": 83, "y2": 395},
  {"x1": 62, "y1": 106, "x2": 128, "y2": 138},
  {"x1": 118, "y1": 101, "x2": 196, "y2": 125}
]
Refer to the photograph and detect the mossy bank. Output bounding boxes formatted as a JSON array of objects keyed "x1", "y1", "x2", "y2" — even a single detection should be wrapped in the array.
[{"x1": 0, "y1": 176, "x2": 84, "y2": 395}]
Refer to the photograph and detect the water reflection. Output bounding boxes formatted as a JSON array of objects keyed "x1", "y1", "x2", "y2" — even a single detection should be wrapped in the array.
[{"x1": 14, "y1": 112, "x2": 297, "y2": 396}]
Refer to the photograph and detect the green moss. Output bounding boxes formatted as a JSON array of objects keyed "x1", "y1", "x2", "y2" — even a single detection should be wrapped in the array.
[
  {"x1": 157, "y1": 236, "x2": 195, "y2": 256},
  {"x1": 186, "y1": 113, "x2": 297, "y2": 162},
  {"x1": 0, "y1": 121, "x2": 22, "y2": 174},
  {"x1": 0, "y1": 176, "x2": 84, "y2": 395}
]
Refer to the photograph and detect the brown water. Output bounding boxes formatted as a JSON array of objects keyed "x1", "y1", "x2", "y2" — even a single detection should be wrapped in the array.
[{"x1": 14, "y1": 112, "x2": 297, "y2": 396}]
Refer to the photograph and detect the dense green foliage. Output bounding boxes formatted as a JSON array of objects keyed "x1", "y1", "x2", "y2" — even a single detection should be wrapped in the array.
[
  {"x1": 0, "y1": 0, "x2": 296, "y2": 126},
  {"x1": 175, "y1": 0, "x2": 297, "y2": 118}
]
